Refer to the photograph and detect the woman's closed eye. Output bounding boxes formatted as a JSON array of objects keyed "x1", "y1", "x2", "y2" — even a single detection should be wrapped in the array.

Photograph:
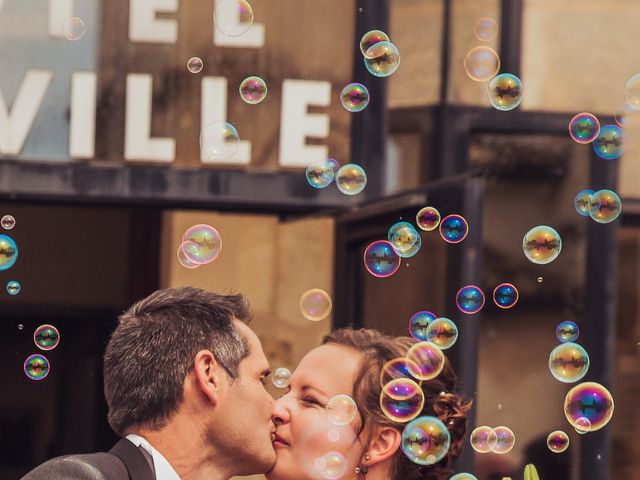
[{"x1": 302, "y1": 396, "x2": 322, "y2": 407}]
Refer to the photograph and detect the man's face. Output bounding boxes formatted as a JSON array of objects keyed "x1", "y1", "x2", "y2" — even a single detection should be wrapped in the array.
[{"x1": 216, "y1": 321, "x2": 276, "y2": 475}]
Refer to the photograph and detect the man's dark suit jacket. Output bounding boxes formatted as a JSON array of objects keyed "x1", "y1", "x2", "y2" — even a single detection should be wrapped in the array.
[{"x1": 21, "y1": 438, "x2": 155, "y2": 480}]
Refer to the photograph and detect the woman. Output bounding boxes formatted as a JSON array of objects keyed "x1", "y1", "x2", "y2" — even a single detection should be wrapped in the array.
[{"x1": 268, "y1": 328, "x2": 470, "y2": 480}]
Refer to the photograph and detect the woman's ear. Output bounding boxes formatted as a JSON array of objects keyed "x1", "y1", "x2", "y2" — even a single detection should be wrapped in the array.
[
  {"x1": 364, "y1": 426, "x2": 402, "y2": 468},
  {"x1": 191, "y1": 349, "x2": 226, "y2": 407}
]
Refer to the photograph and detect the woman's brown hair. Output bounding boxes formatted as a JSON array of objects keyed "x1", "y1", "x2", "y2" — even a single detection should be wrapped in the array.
[{"x1": 323, "y1": 328, "x2": 471, "y2": 480}]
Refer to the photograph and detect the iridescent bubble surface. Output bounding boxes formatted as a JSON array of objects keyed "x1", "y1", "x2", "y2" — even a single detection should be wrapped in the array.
[
  {"x1": 200, "y1": 121, "x2": 240, "y2": 161},
  {"x1": 24, "y1": 354, "x2": 50, "y2": 380},
  {"x1": 6, "y1": 280, "x2": 21, "y2": 296},
  {"x1": 340, "y1": 83, "x2": 369, "y2": 112},
  {"x1": 364, "y1": 240, "x2": 400, "y2": 278},
  {"x1": 388, "y1": 222, "x2": 419, "y2": 254},
  {"x1": 474, "y1": 17, "x2": 499, "y2": 41},
  {"x1": 568, "y1": 113, "x2": 600, "y2": 144},
  {"x1": 187, "y1": 57, "x2": 203, "y2": 74},
  {"x1": 456, "y1": 285, "x2": 485, "y2": 314},
  {"x1": 327, "y1": 394, "x2": 358, "y2": 425},
  {"x1": 313, "y1": 451, "x2": 347, "y2": 480},
  {"x1": 549, "y1": 342, "x2": 590, "y2": 383},
  {"x1": 470, "y1": 426, "x2": 498, "y2": 453},
  {"x1": 416, "y1": 207, "x2": 440, "y2": 231},
  {"x1": 359, "y1": 29, "x2": 390, "y2": 56},
  {"x1": 177, "y1": 241, "x2": 200, "y2": 269},
  {"x1": 239, "y1": 76, "x2": 268, "y2": 104},
  {"x1": 306, "y1": 160, "x2": 336, "y2": 189},
  {"x1": 592, "y1": 125, "x2": 624, "y2": 160},
  {"x1": 556, "y1": 321, "x2": 580, "y2": 343},
  {"x1": 214, "y1": 0, "x2": 254, "y2": 37},
  {"x1": 488, "y1": 74, "x2": 523, "y2": 111},
  {"x1": 409, "y1": 311, "x2": 437, "y2": 341},
  {"x1": 34, "y1": 324, "x2": 60, "y2": 351},
  {"x1": 439, "y1": 214, "x2": 469, "y2": 244},
  {"x1": 397, "y1": 235, "x2": 421, "y2": 259},
  {"x1": 589, "y1": 189, "x2": 622, "y2": 224},
  {"x1": 0, "y1": 234, "x2": 17, "y2": 271},
  {"x1": 299, "y1": 288, "x2": 332, "y2": 321},
  {"x1": 182, "y1": 224, "x2": 222, "y2": 264},
  {"x1": 493, "y1": 283, "x2": 519, "y2": 309},
  {"x1": 547, "y1": 430, "x2": 570, "y2": 453},
  {"x1": 451, "y1": 474, "x2": 478, "y2": 480},
  {"x1": 380, "y1": 378, "x2": 425, "y2": 423},
  {"x1": 1, "y1": 215, "x2": 15, "y2": 230},
  {"x1": 564, "y1": 382, "x2": 614, "y2": 432},
  {"x1": 492, "y1": 426, "x2": 516, "y2": 454},
  {"x1": 522, "y1": 225, "x2": 562, "y2": 265},
  {"x1": 62, "y1": 16, "x2": 85, "y2": 41},
  {"x1": 401, "y1": 416, "x2": 451, "y2": 465},
  {"x1": 574, "y1": 189, "x2": 594, "y2": 217},
  {"x1": 336, "y1": 164, "x2": 367, "y2": 195},
  {"x1": 364, "y1": 41, "x2": 401, "y2": 77},
  {"x1": 463, "y1": 46, "x2": 500, "y2": 82},
  {"x1": 426, "y1": 318, "x2": 458, "y2": 350},
  {"x1": 272, "y1": 367, "x2": 291, "y2": 388},
  {"x1": 624, "y1": 72, "x2": 640, "y2": 110},
  {"x1": 406, "y1": 341, "x2": 445, "y2": 381},
  {"x1": 380, "y1": 357, "x2": 421, "y2": 387},
  {"x1": 574, "y1": 417, "x2": 592, "y2": 434}
]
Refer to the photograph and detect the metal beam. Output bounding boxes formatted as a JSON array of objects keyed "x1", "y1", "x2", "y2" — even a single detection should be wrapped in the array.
[{"x1": 499, "y1": 0, "x2": 524, "y2": 76}]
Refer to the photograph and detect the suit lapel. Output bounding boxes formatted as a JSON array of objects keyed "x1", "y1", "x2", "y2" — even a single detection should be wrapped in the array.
[{"x1": 109, "y1": 438, "x2": 156, "y2": 480}]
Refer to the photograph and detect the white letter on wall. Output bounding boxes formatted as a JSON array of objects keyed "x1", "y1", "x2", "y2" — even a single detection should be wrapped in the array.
[
  {"x1": 0, "y1": 70, "x2": 53, "y2": 155},
  {"x1": 70, "y1": 72, "x2": 96, "y2": 158},
  {"x1": 124, "y1": 74, "x2": 175, "y2": 162},
  {"x1": 200, "y1": 77, "x2": 251, "y2": 165},
  {"x1": 279, "y1": 79, "x2": 331, "y2": 167},
  {"x1": 49, "y1": 0, "x2": 73, "y2": 37},
  {"x1": 129, "y1": 0, "x2": 178, "y2": 43},
  {"x1": 213, "y1": 1, "x2": 264, "y2": 48}
]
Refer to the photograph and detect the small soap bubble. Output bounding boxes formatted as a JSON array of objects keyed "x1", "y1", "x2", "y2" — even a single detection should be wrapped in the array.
[
  {"x1": 474, "y1": 17, "x2": 498, "y2": 41},
  {"x1": 547, "y1": 430, "x2": 570, "y2": 453},
  {"x1": 451, "y1": 474, "x2": 478, "y2": 480},
  {"x1": 456, "y1": 285, "x2": 485, "y2": 314},
  {"x1": 313, "y1": 451, "x2": 347, "y2": 480},
  {"x1": 214, "y1": 0, "x2": 254, "y2": 37},
  {"x1": 34, "y1": 324, "x2": 60, "y2": 351},
  {"x1": 401, "y1": 416, "x2": 451, "y2": 465},
  {"x1": 523, "y1": 225, "x2": 562, "y2": 265},
  {"x1": 568, "y1": 113, "x2": 600, "y2": 144},
  {"x1": 380, "y1": 378, "x2": 425, "y2": 423},
  {"x1": 327, "y1": 394, "x2": 358, "y2": 425},
  {"x1": 177, "y1": 242, "x2": 200, "y2": 269},
  {"x1": 406, "y1": 342, "x2": 445, "y2": 381},
  {"x1": 200, "y1": 121, "x2": 240, "y2": 161},
  {"x1": 439, "y1": 214, "x2": 469, "y2": 244},
  {"x1": 1, "y1": 215, "x2": 15, "y2": 230},
  {"x1": 300, "y1": 288, "x2": 332, "y2": 321},
  {"x1": 492, "y1": 426, "x2": 516, "y2": 454},
  {"x1": 360, "y1": 29, "x2": 390, "y2": 56},
  {"x1": 239, "y1": 76, "x2": 268, "y2": 104},
  {"x1": 18, "y1": 324, "x2": 24, "y2": 330},
  {"x1": 272, "y1": 367, "x2": 291, "y2": 388},
  {"x1": 564, "y1": 382, "x2": 614, "y2": 432},
  {"x1": 492, "y1": 283, "x2": 519, "y2": 309},
  {"x1": 340, "y1": 83, "x2": 369, "y2": 112},
  {"x1": 589, "y1": 189, "x2": 622, "y2": 224},
  {"x1": 592, "y1": 125, "x2": 623, "y2": 160},
  {"x1": 364, "y1": 240, "x2": 400, "y2": 278},
  {"x1": 62, "y1": 16, "x2": 86, "y2": 41},
  {"x1": 574, "y1": 417, "x2": 592, "y2": 434},
  {"x1": 488, "y1": 73, "x2": 523, "y2": 111},
  {"x1": 187, "y1": 57, "x2": 204, "y2": 74},
  {"x1": 6, "y1": 280, "x2": 21, "y2": 296},
  {"x1": 549, "y1": 342, "x2": 590, "y2": 383},
  {"x1": 0, "y1": 234, "x2": 18, "y2": 271},
  {"x1": 470, "y1": 426, "x2": 498, "y2": 453},
  {"x1": 364, "y1": 41, "x2": 401, "y2": 77},
  {"x1": 556, "y1": 321, "x2": 579, "y2": 343},
  {"x1": 426, "y1": 318, "x2": 458, "y2": 350},
  {"x1": 24, "y1": 354, "x2": 50, "y2": 380},
  {"x1": 306, "y1": 160, "x2": 336, "y2": 189},
  {"x1": 336, "y1": 164, "x2": 367, "y2": 195},
  {"x1": 326, "y1": 158, "x2": 340, "y2": 173},
  {"x1": 182, "y1": 224, "x2": 222, "y2": 264},
  {"x1": 409, "y1": 311, "x2": 437, "y2": 341},
  {"x1": 624, "y1": 72, "x2": 640, "y2": 110},
  {"x1": 380, "y1": 357, "x2": 421, "y2": 387},
  {"x1": 388, "y1": 222, "x2": 419, "y2": 254},
  {"x1": 463, "y1": 46, "x2": 500, "y2": 82},
  {"x1": 416, "y1": 207, "x2": 440, "y2": 231},
  {"x1": 537, "y1": 276, "x2": 543, "y2": 283},
  {"x1": 574, "y1": 189, "x2": 594, "y2": 217}
]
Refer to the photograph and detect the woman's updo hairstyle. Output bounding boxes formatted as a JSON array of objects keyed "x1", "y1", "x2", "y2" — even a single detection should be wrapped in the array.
[{"x1": 323, "y1": 328, "x2": 471, "y2": 480}]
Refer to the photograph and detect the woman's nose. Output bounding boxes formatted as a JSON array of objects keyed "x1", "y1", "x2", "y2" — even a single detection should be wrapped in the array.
[{"x1": 271, "y1": 393, "x2": 291, "y2": 425}]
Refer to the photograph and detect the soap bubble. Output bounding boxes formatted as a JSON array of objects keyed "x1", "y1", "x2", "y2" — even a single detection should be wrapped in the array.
[
  {"x1": 214, "y1": 0, "x2": 254, "y2": 37},
  {"x1": 492, "y1": 426, "x2": 516, "y2": 454},
  {"x1": 556, "y1": 321, "x2": 579, "y2": 343},
  {"x1": 439, "y1": 215, "x2": 469, "y2": 244},
  {"x1": 0, "y1": 234, "x2": 18, "y2": 271},
  {"x1": 549, "y1": 342, "x2": 590, "y2": 383},
  {"x1": 474, "y1": 17, "x2": 498, "y2": 41},
  {"x1": 574, "y1": 189, "x2": 594, "y2": 217},
  {"x1": 522, "y1": 225, "x2": 562, "y2": 265},
  {"x1": 1, "y1": 215, "x2": 15, "y2": 230},
  {"x1": 574, "y1": 417, "x2": 592, "y2": 434},
  {"x1": 380, "y1": 357, "x2": 421, "y2": 387},
  {"x1": 364, "y1": 41, "x2": 401, "y2": 77},
  {"x1": 488, "y1": 73, "x2": 523, "y2": 111},
  {"x1": 181, "y1": 224, "x2": 222, "y2": 265},
  {"x1": 624, "y1": 72, "x2": 640, "y2": 109},
  {"x1": 401, "y1": 416, "x2": 451, "y2": 465},
  {"x1": 463, "y1": 46, "x2": 500, "y2": 82},
  {"x1": 200, "y1": 121, "x2": 240, "y2": 161},
  {"x1": 406, "y1": 342, "x2": 445, "y2": 381},
  {"x1": 327, "y1": 394, "x2": 358, "y2": 425},
  {"x1": 568, "y1": 113, "x2": 600, "y2": 144},
  {"x1": 313, "y1": 451, "x2": 347, "y2": 480},
  {"x1": 470, "y1": 426, "x2": 497, "y2": 453},
  {"x1": 272, "y1": 367, "x2": 291, "y2": 388},
  {"x1": 547, "y1": 430, "x2": 570, "y2": 453},
  {"x1": 177, "y1": 242, "x2": 200, "y2": 269},
  {"x1": 306, "y1": 159, "x2": 336, "y2": 189},
  {"x1": 416, "y1": 207, "x2": 440, "y2": 231},
  {"x1": 187, "y1": 57, "x2": 204, "y2": 73},
  {"x1": 564, "y1": 382, "x2": 614, "y2": 432},
  {"x1": 456, "y1": 285, "x2": 485, "y2": 314},
  {"x1": 592, "y1": 125, "x2": 623, "y2": 160},
  {"x1": 380, "y1": 378, "x2": 425, "y2": 422},
  {"x1": 364, "y1": 240, "x2": 401, "y2": 278},
  {"x1": 388, "y1": 222, "x2": 419, "y2": 255},
  {"x1": 62, "y1": 16, "x2": 85, "y2": 41},
  {"x1": 360, "y1": 29, "x2": 390, "y2": 56},
  {"x1": 336, "y1": 164, "x2": 367, "y2": 195},
  {"x1": 409, "y1": 311, "x2": 437, "y2": 341},
  {"x1": 239, "y1": 76, "x2": 268, "y2": 104},
  {"x1": 589, "y1": 189, "x2": 622, "y2": 224},
  {"x1": 492, "y1": 283, "x2": 519, "y2": 309},
  {"x1": 426, "y1": 318, "x2": 458, "y2": 350},
  {"x1": 450, "y1": 474, "x2": 478, "y2": 480},
  {"x1": 340, "y1": 83, "x2": 369, "y2": 112},
  {"x1": 24, "y1": 354, "x2": 50, "y2": 380},
  {"x1": 34, "y1": 324, "x2": 60, "y2": 351},
  {"x1": 6, "y1": 280, "x2": 21, "y2": 296},
  {"x1": 300, "y1": 288, "x2": 332, "y2": 321}
]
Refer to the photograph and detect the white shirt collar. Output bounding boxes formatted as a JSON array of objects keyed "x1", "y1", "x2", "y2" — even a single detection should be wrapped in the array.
[{"x1": 126, "y1": 433, "x2": 181, "y2": 480}]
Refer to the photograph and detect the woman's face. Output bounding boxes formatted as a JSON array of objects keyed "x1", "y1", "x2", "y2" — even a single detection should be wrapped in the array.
[{"x1": 267, "y1": 344, "x2": 365, "y2": 480}]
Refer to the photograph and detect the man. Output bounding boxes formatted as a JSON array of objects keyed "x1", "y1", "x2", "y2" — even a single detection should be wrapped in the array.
[{"x1": 23, "y1": 287, "x2": 277, "y2": 480}]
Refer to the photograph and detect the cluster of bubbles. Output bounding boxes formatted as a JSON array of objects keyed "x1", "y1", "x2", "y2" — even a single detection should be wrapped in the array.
[
  {"x1": 62, "y1": 16, "x2": 86, "y2": 41},
  {"x1": 214, "y1": 0, "x2": 254, "y2": 37},
  {"x1": 522, "y1": 225, "x2": 562, "y2": 265},
  {"x1": 456, "y1": 285, "x2": 485, "y2": 314},
  {"x1": 546, "y1": 430, "x2": 570, "y2": 453},
  {"x1": 408, "y1": 311, "x2": 459, "y2": 350},
  {"x1": 574, "y1": 189, "x2": 622, "y2": 224},
  {"x1": 359, "y1": 30, "x2": 401, "y2": 77},
  {"x1": 388, "y1": 222, "x2": 421, "y2": 258},
  {"x1": 23, "y1": 325, "x2": 61, "y2": 381},
  {"x1": 470, "y1": 425, "x2": 516, "y2": 454},
  {"x1": 549, "y1": 319, "x2": 589, "y2": 383},
  {"x1": 306, "y1": 159, "x2": 368, "y2": 196},
  {"x1": 568, "y1": 112, "x2": 624, "y2": 160},
  {"x1": 564, "y1": 382, "x2": 614, "y2": 434},
  {"x1": 177, "y1": 224, "x2": 222, "y2": 269},
  {"x1": 299, "y1": 288, "x2": 333, "y2": 321}
]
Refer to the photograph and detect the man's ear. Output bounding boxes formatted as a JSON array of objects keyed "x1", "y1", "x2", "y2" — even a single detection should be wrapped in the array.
[
  {"x1": 192, "y1": 350, "x2": 227, "y2": 407},
  {"x1": 364, "y1": 426, "x2": 401, "y2": 468}
]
